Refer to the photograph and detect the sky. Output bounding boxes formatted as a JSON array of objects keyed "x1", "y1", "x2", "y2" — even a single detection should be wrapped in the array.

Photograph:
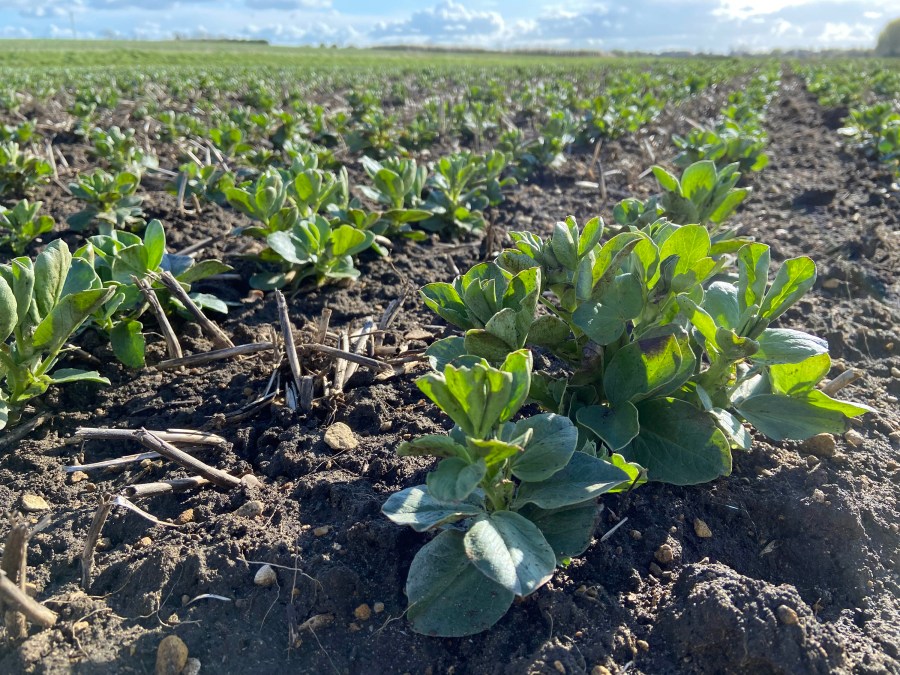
[{"x1": 0, "y1": 0, "x2": 897, "y2": 53}]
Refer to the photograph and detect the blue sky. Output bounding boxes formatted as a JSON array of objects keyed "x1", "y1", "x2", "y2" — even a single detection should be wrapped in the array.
[{"x1": 0, "y1": 0, "x2": 896, "y2": 52}]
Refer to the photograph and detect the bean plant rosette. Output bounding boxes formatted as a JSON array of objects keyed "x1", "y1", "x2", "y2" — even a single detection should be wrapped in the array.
[{"x1": 382, "y1": 351, "x2": 631, "y2": 637}]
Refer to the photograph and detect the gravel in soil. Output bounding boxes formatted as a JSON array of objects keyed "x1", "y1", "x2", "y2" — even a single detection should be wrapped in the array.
[{"x1": 1, "y1": 76, "x2": 898, "y2": 675}]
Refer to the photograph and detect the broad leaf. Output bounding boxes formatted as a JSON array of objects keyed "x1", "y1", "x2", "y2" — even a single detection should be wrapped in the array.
[
  {"x1": 110, "y1": 319, "x2": 146, "y2": 369},
  {"x1": 381, "y1": 485, "x2": 483, "y2": 532},
  {"x1": 463, "y1": 511, "x2": 556, "y2": 596},
  {"x1": 406, "y1": 529, "x2": 514, "y2": 637},
  {"x1": 517, "y1": 502, "x2": 601, "y2": 561},
  {"x1": 736, "y1": 390, "x2": 872, "y2": 441},
  {"x1": 513, "y1": 452, "x2": 629, "y2": 509},
  {"x1": 427, "y1": 458, "x2": 486, "y2": 503},
  {"x1": 510, "y1": 413, "x2": 578, "y2": 482},
  {"x1": 624, "y1": 398, "x2": 732, "y2": 485},
  {"x1": 577, "y1": 402, "x2": 640, "y2": 451}
]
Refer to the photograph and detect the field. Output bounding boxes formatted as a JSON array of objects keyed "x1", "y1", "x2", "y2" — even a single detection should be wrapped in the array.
[{"x1": 0, "y1": 41, "x2": 898, "y2": 674}]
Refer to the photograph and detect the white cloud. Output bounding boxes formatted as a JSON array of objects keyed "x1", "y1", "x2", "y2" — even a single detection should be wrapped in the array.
[{"x1": 371, "y1": 0, "x2": 506, "y2": 44}]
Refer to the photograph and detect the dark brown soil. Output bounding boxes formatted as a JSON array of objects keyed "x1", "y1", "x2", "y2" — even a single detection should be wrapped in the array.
[{"x1": 1, "y1": 75, "x2": 898, "y2": 675}]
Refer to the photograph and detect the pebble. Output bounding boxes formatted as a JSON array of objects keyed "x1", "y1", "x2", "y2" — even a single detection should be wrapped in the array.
[
  {"x1": 21, "y1": 494, "x2": 49, "y2": 512},
  {"x1": 72, "y1": 620, "x2": 89, "y2": 633},
  {"x1": 137, "y1": 536, "x2": 153, "y2": 549},
  {"x1": 240, "y1": 474, "x2": 261, "y2": 489},
  {"x1": 802, "y1": 433, "x2": 835, "y2": 458},
  {"x1": 254, "y1": 564, "x2": 277, "y2": 588},
  {"x1": 655, "y1": 544, "x2": 675, "y2": 565},
  {"x1": 234, "y1": 500, "x2": 264, "y2": 518},
  {"x1": 777, "y1": 604, "x2": 799, "y2": 625},
  {"x1": 891, "y1": 367, "x2": 900, "y2": 379},
  {"x1": 821, "y1": 278, "x2": 841, "y2": 289},
  {"x1": 889, "y1": 431, "x2": 900, "y2": 450},
  {"x1": 155, "y1": 635, "x2": 188, "y2": 675},
  {"x1": 636, "y1": 639, "x2": 649, "y2": 651},
  {"x1": 182, "y1": 658, "x2": 202, "y2": 675},
  {"x1": 812, "y1": 489, "x2": 826, "y2": 503},
  {"x1": 354, "y1": 604, "x2": 372, "y2": 621},
  {"x1": 70, "y1": 471, "x2": 89, "y2": 484},
  {"x1": 844, "y1": 430, "x2": 864, "y2": 447},
  {"x1": 404, "y1": 329, "x2": 433, "y2": 341},
  {"x1": 629, "y1": 530, "x2": 642, "y2": 540},
  {"x1": 553, "y1": 660, "x2": 566, "y2": 673},
  {"x1": 693, "y1": 518, "x2": 712, "y2": 538},
  {"x1": 324, "y1": 423, "x2": 358, "y2": 451},
  {"x1": 175, "y1": 509, "x2": 194, "y2": 525},
  {"x1": 373, "y1": 602, "x2": 385, "y2": 614},
  {"x1": 314, "y1": 525, "x2": 331, "y2": 537},
  {"x1": 591, "y1": 667, "x2": 612, "y2": 675}
]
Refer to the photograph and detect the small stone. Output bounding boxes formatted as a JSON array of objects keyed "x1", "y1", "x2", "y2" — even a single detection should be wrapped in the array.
[
  {"x1": 70, "y1": 471, "x2": 89, "y2": 484},
  {"x1": 636, "y1": 639, "x2": 649, "y2": 651},
  {"x1": 629, "y1": 530, "x2": 642, "y2": 540},
  {"x1": 591, "y1": 667, "x2": 612, "y2": 675},
  {"x1": 812, "y1": 489, "x2": 826, "y2": 503},
  {"x1": 240, "y1": 474, "x2": 261, "y2": 489},
  {"x1": 313, "y1": 526, "x2": 330, "y2": 537},
  {"x1": 693, "y1": 518, "x2": 712, "y2": 538},
  {"x1": 777, "y1": 604, "x2": 799, "y2": 625},
  {"x1": 175, "y1": 509, "x2": 194, "y2": 525},
  {"x1": 324, "y1": 423, "x2": 358, "y2": 451},
  {"x1": 96, "y1": 537, "x2": 112, "y2": 551},
  {"x1": 21, "y1": 494, "x2": 49, "y2": 512},
  {"x1": 404, "y1": 329, "x2": 433, "y2": 341},
  {"x1": 234, "y1": 500, "x2": 264, "y2": 518},
  {"x1": 137, "y1": 536, "x2": 153, "y2": 549},
  {"x1": 181, "y1": 595, "x2": 191, "y2": 606},
  {"x1": 844, "y1": 430, "x2": 864, "y2": 447},
  {"x1": 821, "y1": 278, "x2": 841, "y2": 289},
  {"x1": 802, "y1": 433, "x2": 835, "y2": 458},
  {"x1": 254, "y1": 564, "x2": 277, "y2": 587},
  {"x1": 553, "y1": 660, "x2": 566, "y2": 674},
  {"x1": 353, "y1": 603, "x2": 372, "y2": 621},
  {"x1": 155, "y1": 635, "x2": 188, "y2": 675},
  {"x1": 891, "y1": 367, "x2": 900, "y2": 378},
  {"x1": 182, "y1": 658, "x2": 202, "y2": 675},
  {"x1": 72, "y1": 620, "x2": 89, "y2": 633},
  {"x1": 655, "y1": 544, "x2": 675, "y2": 565},
  {"x1": 373, "y1": 602, "x2": 385, "y2": 614},
  {"x1": 348, "y1": 622, "x2": 361, "y2": 632}
]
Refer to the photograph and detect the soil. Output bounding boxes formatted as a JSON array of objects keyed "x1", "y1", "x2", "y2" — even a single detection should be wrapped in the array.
[{"x1": 1, "y1": 73, "x2": 899, "y2": 675}]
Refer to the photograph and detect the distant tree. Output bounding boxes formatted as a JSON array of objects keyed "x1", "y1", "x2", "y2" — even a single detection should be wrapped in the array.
[{"x1": 876, "y1": 18, "x2": 900, "y2": 56}]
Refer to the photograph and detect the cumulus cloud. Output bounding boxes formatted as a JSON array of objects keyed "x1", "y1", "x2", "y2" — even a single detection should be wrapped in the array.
[
  {"x1": 370, "y1": 0, "x2": 506, "y2": 44},
  {"x1": 3, "y1": 0, "x2": 898, "y2": 51}
]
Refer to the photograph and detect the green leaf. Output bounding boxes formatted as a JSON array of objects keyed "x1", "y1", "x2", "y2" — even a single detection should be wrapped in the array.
[
  {"x1": 427, "y1": 458, "x2": 486, "y2": 502},
  {"x1": 759, "y1": 257, "x2": 816, "y2": 323},
  {"x1": 425, "y1": 336, "x2": 468, "y2": 371},
  {"x1": 464, "y1": 330, "x2": 513, "y2": 364},
  {"x1": 624, "y1": 398, "x2": 732, "y2": 485},
  {"x1": 735, "y1": 390, "x2": 872, "y2": 441},
  {"x1": 267, "y1": 230, "x2": 309, "y2": 265},
  {"x1": 331, "y1": 224, "x2": 373, "y2": 257},
  {"x1": 577, "y1": 217, "x2": 604, "y2": 257},
  {"x1": 752, "y1": 328, "x2": 828, "y2": 364},
  {"x1": 0, "y1": 275, "x2": 16, "y2": 342},
  {"x1": 143, "y1": 219, "x2": 166, "y2": 271},
  {"x1": 32, "y1": 287, "x2": 115, "y2": 356},
  {"x1": 48, "y1": 368, "x2": 110, "y2": 385},
  {"x1": 527, "y1": 315, "x2": 570, "y2": 348},
  {"x1": 768, "y1": 352, "x2": 831, "y2": 395},
  {"x1": 0, "y1": 399, "x2": 8, "y2": 432},
  {"x1": 397, "y1": 435, "x2": 468, "y2": 458},
  {"x1": 33, "y1": 239, "x2": 71, "y2": 319},
  {"x1": 176, "y1": 259, "x2": 232, "y2": 283},
  {"x1": 708, "y1": 188, "x2": 748, "y2": 223},
  {"x1": 421, "y1": 283, "x2": 473, "y2": 330},
  {"x1": 463, "y1": 511, "x2": 557, "y2": 596},
  {"x1": 381, "y1": 485, "x2": 484, "y2": 532},
  {"x1": 738, "y1": 243, "x2": 770, "y2": 312},
  {"x1": 110, "y1": 319, "x2": 146, "y2": 369},
  {"x1": 652, "y1": 165, "x2": 679, "y2": 193},
  {"x1": 406, "y1": 529, "x2": 514, "y2": 637},
  {"x1": 680, "y1": 160, "x2": 717, "y2": 199},
  {"x1": 603, "y1": 334, "x2": 682, "y2": 407},
  {"x1": 510, "y1": 413, "x2": 578, "y2": 482},
  {"x1": 710, "y1": 407, "x2": 752, "y2": 450},
  {"x1": 577, "y1": 402, "x2": 640, "y2": 451},
  {"x1": 499, "y1": 349, "x2": 531, "y2": 422},
  {"x1": 513, "y1": 452, "x2": 629, "y2": 509},
  {"x1": 517, "y1": 502, "x2": 600, "y2": 561}
]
